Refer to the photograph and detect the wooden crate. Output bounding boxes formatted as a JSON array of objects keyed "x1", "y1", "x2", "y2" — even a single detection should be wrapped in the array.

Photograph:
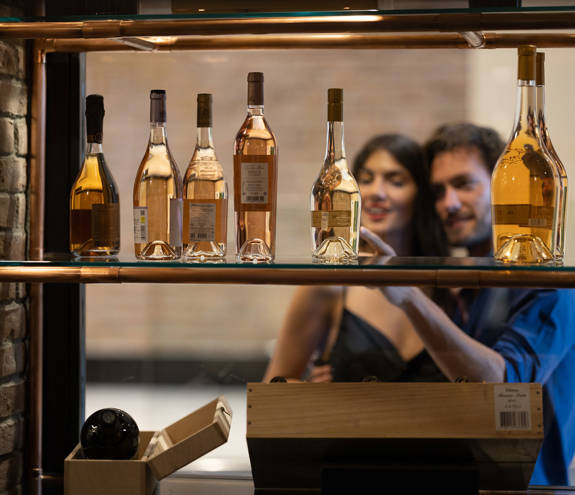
[
  {"x1": 247, "y1": 383, "x2": 543, "y2": 493},
  {"x1": 65, "y1": 396, "x2": 232, "y2": 495}
]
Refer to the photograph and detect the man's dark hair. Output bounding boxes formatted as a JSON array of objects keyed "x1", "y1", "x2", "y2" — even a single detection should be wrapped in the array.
[{"x1": 424, "y1": 122, "x2": 505, "y2": 172}]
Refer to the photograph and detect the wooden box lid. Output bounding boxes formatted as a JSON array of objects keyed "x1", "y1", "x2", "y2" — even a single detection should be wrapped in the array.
[{"x1": 143, "y1": 396, "x2": 232, "y2": 480}]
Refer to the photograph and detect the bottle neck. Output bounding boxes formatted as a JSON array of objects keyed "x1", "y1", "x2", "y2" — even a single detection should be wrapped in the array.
[
  {"x1": 512, "y1": 79, "x2": 539, "y2": 138},
  {"x1": 248, "y1": 105, "x2": 264, "y2": 117},
  {"x1": 536, "y1": 84, "x2": 550, "y2": 140},
  {"x1": 324, "y1": 121, "x2": 346, "y2": 166},
  {"x1": 193, "y1": 127, "x2": 217, "y2": 161},
  {"x1": 86, "y1": 141, "x2": 103, "y2": 154},
  {"x1": 196, "y1": 127, "x2": 214, "y2": 148},
  {"x1": 149, "y1": 122, "x2": 168, "y2": 145}
]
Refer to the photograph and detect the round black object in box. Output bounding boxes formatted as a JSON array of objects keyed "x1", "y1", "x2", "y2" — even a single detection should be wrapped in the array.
[{"x1": 80, "y1": 408, "x2": 139, "y2": 460}]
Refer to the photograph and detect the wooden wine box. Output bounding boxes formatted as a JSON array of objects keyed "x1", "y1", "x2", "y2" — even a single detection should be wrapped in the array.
[
  {"x1": 64, "y1": 396, "x2": 232, "y2": 495},
  {"x1": 247, "y1": 383, "x2": 543, "y2": 494}
]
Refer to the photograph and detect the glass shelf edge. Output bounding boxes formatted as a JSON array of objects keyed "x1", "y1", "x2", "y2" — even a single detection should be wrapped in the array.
[{"x1": 6, "y1": 6, "x2": 575, "y2": 23}]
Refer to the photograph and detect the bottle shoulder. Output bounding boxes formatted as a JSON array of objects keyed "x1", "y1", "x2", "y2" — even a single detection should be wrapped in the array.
[{"x1": 235, "y1": 114, "x2": 277, "y2": 144}]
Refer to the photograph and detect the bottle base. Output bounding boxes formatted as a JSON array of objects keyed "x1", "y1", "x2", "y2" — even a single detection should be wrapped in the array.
[
  {"x1": 237, "y1": 239, "x2": 273, "y2": 264},
  {"x1": 72, "y1": 250, "x2": 120, "y2": 259},
  {"x1": 494, "y1": 234, "x2": 554, "y2": 265},
  {"x1": 183, "y1": 242, "x2": 226, "y2": 263},
  {"x1": 312, "y1": 237, "x2": 358, "y2": 265},
  {"x1": 137, "y1": 241, "x2": 180, "y2": 260}
]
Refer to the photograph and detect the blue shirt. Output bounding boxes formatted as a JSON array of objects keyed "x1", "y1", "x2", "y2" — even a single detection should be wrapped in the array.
[{"x1": 454, "y1": 287, "x2": 575, "y2": 486}]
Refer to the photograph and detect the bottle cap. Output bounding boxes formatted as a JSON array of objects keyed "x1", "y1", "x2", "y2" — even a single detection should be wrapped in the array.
[
  {"x1": 536, "y1": 52, "x2": 545, "y2": 86},
  {"x1": 150, "y1": 89, "x2": 167, "y2": 122},
  {"x1": 327, "y1": 88, "x2": 343, "y2": 122},
  {"x1": 86, "y1": 94, "x2": 104, "y2": 143},
  {"x1": 248, "y1": 72, "x2": 264, "y2": 106},
  {"x1": 197, "y1": 93, "x2": 212, "y2": 127},
  {"x1": 518, "y1": 45, "x2": 536, "y2": 81}
]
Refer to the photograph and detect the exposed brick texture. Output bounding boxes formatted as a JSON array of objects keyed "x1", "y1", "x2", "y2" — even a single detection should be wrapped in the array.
[
  {"x1": 0, "y1": 232, "x2": 25, "y2": 261},
  {"x1": 0, "y1": 452, "x2": 22, "y2": 491},
  {"x1": 0, "y1": 82, "x2": 26, "y2": 116},
  {"x1": 0, "y1": 3, "x2": 28, "y2": 494},
  {"x1": 0, "y1": 285, "x2": 24, "y2": 302},
  {"x1": 0, "y1": 157, "x2": 26, "y2": 193},
  {"x1": 0, "y1": 304, "x2": 25, "y2": 340},
  {"x1": 13, "y1": 120, "x2": 25, "y2": 157},
  {"x1": 0, "y1": 418, "x2": 23, "y2": 457},
  {"x1": 0, "y1": 343, "x2": 24, "y2": 378},
  {"x1": 0, "y1": 194, "x2": 25, "y2": 229},
  {"x1": 0, "y1": 381, "x2": 24, "y2": 419},
  {"x1": 0, "y1": 119, "x2": 14, "y2": 155}
]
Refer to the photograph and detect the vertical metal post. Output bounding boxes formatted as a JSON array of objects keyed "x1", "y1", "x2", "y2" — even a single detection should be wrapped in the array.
[{"x1": 29, "y1": 27, "x2": 46, "y2": 495}]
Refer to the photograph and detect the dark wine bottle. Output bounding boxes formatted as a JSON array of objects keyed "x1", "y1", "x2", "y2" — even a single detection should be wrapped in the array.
[{"x1": 80, "y1": 408, "x2": 139, "y2": 460}]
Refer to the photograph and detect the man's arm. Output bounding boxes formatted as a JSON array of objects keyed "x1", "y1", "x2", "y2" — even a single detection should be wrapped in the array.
[
  {"x1": 399, "y1": 286, "x2": 506, "y2": 382},
  {"x1": 360, "y1": 226, "x2": 505, "y2": 382}
]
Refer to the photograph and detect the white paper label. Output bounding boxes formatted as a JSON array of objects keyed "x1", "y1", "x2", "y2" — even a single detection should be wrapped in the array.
[
  {"x1": 133, "y1": 207, "x2": 148, "y2": 244},
  {"x1": 170, "y1": 198, "x2": 182, "y2": 247},
  {"x1": 188, "y1": 202, "x2": 216, "y2": 242},
  {"x1": 241, "y1": 162, "x2": 268, "y2": 204},
  {"x1": 494, "y1": 384, "x2": 531, "y2": 430}
]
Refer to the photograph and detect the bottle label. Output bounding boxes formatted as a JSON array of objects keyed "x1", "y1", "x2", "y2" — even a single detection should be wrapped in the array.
[
  {"x1": 311, "y1": 210, "x2": 352, "y2": 228},
  {"x1": 92, "y1": 203, "x2": 120, "y2": 244},
  {"x1": 133, "y1": 207, "x2": 148, "y2": 244},
  {"x1": 493, "y1": 204, "x2": 554, "y2": 228},
  {"x1": 241, "y1": 162, "x2": 268, "y2": 204},
  {"x1": 234, "y1": 155, "x2": 277, "y2": 211},
  {"x1": 70, "y1": 209, "x2": 92, "y2": 245},
  {"x1": 494, "y1": 384, "x2": 531, "y2": 431},
  {"x1": 169, "y1": 198, "x2": 183, "y2": 247},
  {"x1": 187, "y1": 201, "x2": 216, "y2": 242}
]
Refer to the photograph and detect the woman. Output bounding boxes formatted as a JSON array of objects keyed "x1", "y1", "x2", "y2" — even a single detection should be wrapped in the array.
[{"x1": 263, "y1": 134, "x2": 449, "y2": 383}]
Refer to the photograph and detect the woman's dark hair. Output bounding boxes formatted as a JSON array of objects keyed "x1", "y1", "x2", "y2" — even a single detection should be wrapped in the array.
[{"x1": 353, "y1": 134, "x2": 448, "y2": 257}]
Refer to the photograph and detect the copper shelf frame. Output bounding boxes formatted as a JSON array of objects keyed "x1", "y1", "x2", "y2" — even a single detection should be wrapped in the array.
[
  {"x1": 0, "y1": 265, "x2": 574, "y2": 288},
  {"x1": 38, "y1": 32, "x2": 575, "y2": 52}
]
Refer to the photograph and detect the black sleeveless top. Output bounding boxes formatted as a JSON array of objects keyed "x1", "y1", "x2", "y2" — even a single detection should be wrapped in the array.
[{"x1": 328, "y1": 308, "x2": 447, "y2": 382}]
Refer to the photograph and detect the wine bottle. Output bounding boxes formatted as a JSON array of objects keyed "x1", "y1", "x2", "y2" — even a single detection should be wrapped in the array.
[
  {"x1": 133, "y1": 90, "x2": 183, "y2": 260},
  {"x1": 69, "y1": 94, "x2": 120, "y2": 258},
  {"x1": 81, "y1": 408, "x2": 139, "y2": 460},
  {"x1": 183, "y1": 94, "x2": 227, "y2": 261},
  {"x1": 233, "y1": 72, "x2": 278, "y2": 263},
  {"x1": 311, "y1": 88, "x2": 360, "y2": 263},
  {"x1": 492, "y1": 45, "x2": 559, "y2": 264},
  {"x1": 536, "y1": 51, "x2": 567, "y2": 263}
]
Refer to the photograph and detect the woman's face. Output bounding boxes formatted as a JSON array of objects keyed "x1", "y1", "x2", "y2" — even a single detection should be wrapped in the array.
[{"x1": 357, "y1": 149, "x2": 418, "y2": 238}]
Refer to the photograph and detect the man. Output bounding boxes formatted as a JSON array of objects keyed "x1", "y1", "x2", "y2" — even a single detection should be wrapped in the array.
[
  {"x1": 426, "y1": 122, "x2": 575, "y2": 486},
  {"x1": 362, "y1": 122, "x2": 574, "y2": 486}
]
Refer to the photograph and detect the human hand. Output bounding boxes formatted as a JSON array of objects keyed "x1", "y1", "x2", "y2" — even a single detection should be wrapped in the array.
[
  {"x1": 308, "y1": 364, "x2": 333, "y2": 383},
  {"x1": 359, "y1": 226, "x2": 416, "y2": 308},
  {"x1": 360, "y1": 226, "x2": 397, "y2": 257}
]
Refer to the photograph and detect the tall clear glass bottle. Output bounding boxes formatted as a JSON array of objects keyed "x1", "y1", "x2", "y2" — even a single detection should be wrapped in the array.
[
  {"x1": 492, "y1": 45, "x2": 559, "y2": 264},
  {"x1": 536, "y1": 51, "x2": 567, "y2": 263},
  {"x1": 183, "y1": 93, "x2": 228, "y2": 261},
  {"x1": 133, "y1": 90, "x2": 182, "y2": 260},
  {"x1": 70, "y1": 94, "x2": 120, "y2": 258},
  {"x1": 234, "y1": 72, "x2": 278, "y2": 263},
  {"x1": 311, "y1": 88, "x2": 360, "y2": 263}
]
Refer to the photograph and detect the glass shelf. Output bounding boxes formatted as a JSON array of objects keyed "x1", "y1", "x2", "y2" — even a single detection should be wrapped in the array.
[
  {"x1": 1, "y1": 256, "x2": 574, "y2": 287},
  {"x1": 5, "y1": 5, "x2": 575, "y2": 23}
]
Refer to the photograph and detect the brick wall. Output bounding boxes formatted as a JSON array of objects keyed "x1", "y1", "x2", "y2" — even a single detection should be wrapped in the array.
[{"x1": 0, "y1": 0, "x2": 27, "y2": 494}]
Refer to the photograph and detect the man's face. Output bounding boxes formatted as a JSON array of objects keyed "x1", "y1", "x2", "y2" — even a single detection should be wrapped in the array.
[{"x1": 430, "y1": 147, "x2": 492, "y2": 247}]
